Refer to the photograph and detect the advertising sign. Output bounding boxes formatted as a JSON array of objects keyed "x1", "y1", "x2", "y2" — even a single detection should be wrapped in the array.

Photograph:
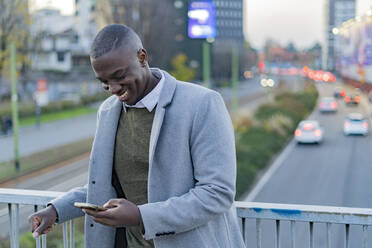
[
  {"x1": 187, "y1": 0, "x2": 216, "y2": 39},
  {"x1": 34, "y1": 78, "x2": 49, "y2": 106}
]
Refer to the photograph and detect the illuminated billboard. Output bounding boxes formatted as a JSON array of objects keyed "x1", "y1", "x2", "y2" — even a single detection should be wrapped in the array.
[{"x1": 188, "y1": 0, "x2": 216, "y2": 39}]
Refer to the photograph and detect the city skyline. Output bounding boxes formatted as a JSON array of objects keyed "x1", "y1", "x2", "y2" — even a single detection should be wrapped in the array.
[{"x1": 246, "y1": 0, "x2": 371, "y2": 49}]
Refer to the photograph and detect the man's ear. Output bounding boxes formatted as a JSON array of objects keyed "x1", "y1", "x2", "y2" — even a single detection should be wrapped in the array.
[{"x1": 138, "y1": 48, "x2": 147, "y2": 67}]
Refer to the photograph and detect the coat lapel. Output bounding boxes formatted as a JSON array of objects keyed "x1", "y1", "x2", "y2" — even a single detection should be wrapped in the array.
[
  {"x1": 149, "y1": 70, "x2": 177, "y2": 169},
  {"x1": 95, "y1": 97, "x2": 123, "y2": 178}
]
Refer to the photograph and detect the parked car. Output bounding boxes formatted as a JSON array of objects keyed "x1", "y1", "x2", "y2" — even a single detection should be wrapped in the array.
[
  {"x1": 319, "y1": 97, "x2": 337, "y2": 113},
  {"x1": 295, "y1": 120, "x2": 323, "y2": 144},
  {"x1": 344, "y1": 113, "x2": 368, "y2": 136},
  {"x1": 334, "y1": 87, "x2": 345, "y2": 98},
  {"x1": 344, "y1": 94, "x2": 360, "y2": 105}
]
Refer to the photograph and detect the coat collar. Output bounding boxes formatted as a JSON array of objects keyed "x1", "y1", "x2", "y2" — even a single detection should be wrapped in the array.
[
  {"x1": 156, "y1": 69, "x2": 177, "y2": 108},
  {"x1": 149, "y1": 69, "x2": 176, "y2": 168}
]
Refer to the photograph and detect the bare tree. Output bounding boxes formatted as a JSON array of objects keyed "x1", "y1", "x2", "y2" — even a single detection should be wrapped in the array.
[
  {"x1": 0, "y1": 0, "x2": 31, "y2": 79},
  {"x1": 95, "y1": 0, "x2": 179, "y2": 68}
]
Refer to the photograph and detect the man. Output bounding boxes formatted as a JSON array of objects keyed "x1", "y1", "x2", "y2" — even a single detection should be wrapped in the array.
[{"x1": 29, "y1": 24, "x2": 245, "y2": 248}]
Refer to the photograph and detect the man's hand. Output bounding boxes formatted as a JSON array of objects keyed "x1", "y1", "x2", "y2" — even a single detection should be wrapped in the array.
[
  {"x1": 82, "y1": 198, "x2": 141, "y2": 227},
  {"x1": 28, "y1": 205, "x2": 58, "y2": 238}
]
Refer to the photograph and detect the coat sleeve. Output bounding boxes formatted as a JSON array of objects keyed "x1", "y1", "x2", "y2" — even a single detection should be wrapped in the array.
[
  {"x1": 49, "y1": 185, "x2": 87, "y2": 223},
  {"x1": 138, "y1": 91, "x2": 236, "y2": 240}
]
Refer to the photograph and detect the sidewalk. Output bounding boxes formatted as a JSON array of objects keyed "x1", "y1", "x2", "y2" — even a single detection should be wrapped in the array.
[{"x1": 0, "y1": 114, "x2": 97, "y2": 162}]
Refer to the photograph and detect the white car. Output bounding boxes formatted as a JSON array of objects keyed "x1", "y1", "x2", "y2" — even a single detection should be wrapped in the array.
[
  {"x1": 344, "y1": 113, "x2": 368, "y2": 136},
  {"x1": 295, "y1": 120, "x2": 323, "y2": 144},
  {"x1": 319, "y1": 97, "x2": 337, "y2": 113}
]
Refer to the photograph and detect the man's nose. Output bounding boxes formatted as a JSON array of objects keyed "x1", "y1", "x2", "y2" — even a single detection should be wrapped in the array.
[{"x1": 108, "y1": 84, "x2": 121, "y2": 94}]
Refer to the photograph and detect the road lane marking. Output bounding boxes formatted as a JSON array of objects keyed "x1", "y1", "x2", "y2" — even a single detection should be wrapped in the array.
[{"x1": 244, "y1": 140, "x2": 296, "y2": 202}]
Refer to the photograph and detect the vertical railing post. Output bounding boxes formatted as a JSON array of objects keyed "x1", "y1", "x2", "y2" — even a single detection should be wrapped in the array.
[
  {"x1": 363, "y1": 225, "x2": 368, "y2": 248},
  {"x1": 326, "y1": 223, "x2": 331, "y2": 248},
  {"x1": 275, "y1": 220, "x2": 280, "y2": 248},
  {"x1": 241, "y1": 217, "x2": 246, "y2": 244},
  {"x1": 256, "y1": 219, "x2": 262, "y2": 248},
  {"x1": 63, "y1": 222, "x2": 68, "y2": 248},
  {"x1": 34, "y1": 205, "x2": 41, "y2": 248},
  {"x1": 8, "y1": 204, "x2": 15, "y2": 248},
  {"x1": 309, "y1": 222, "x2": 314, "y2": 248},
  {"x1": 70, "y1": 220, "x2": 75, "y2": 248},
  {"x1": 15, "y1": 204, "x2": 19, "y2": 248},
  {"x1": 290, "y1": 220, "x2": 295, "y2": 248},
  {"x1": 345, "y1": 224, "x2": 350, "y2": 248},
  {"x1": 41, "y1": 235, "x2": 47, "y2": 248}
]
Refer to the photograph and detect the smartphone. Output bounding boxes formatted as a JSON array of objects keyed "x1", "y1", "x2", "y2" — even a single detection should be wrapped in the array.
[{"x1": 74, "y1": 202, "x2": 108, "y2": 211}]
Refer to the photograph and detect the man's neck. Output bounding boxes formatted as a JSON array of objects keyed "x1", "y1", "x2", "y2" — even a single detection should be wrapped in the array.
[{"x1": 142, "y1": 70, "x2": 160, "y2": 98}]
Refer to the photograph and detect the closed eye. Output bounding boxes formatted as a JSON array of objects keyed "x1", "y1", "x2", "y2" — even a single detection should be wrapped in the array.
[
  {"x1": 115, "y1": 75, "x2": 126, "y2": 81},
  {"x1": 96, "y1": 77, "x2": 107, "y2": 84}
]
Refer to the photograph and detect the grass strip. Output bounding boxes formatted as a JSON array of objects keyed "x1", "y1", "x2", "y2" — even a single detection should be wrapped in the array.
[
  {"x1": 0, "y1": 138, "x2": 93, "y2": 183},
  {"x1": 19, "y1": 107, "x2": 97, "y2": 127}
]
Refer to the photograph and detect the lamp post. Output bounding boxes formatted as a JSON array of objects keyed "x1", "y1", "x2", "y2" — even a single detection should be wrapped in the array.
[
  {"x1": 203, "y1": 39, "x2": 213, "y2": 88},
  {"x1": 231, "y1": 42, "x2": 239, "y2": 114},
  {"x1": 10, "y1": 41, "x2": 20, "y2": 172}
]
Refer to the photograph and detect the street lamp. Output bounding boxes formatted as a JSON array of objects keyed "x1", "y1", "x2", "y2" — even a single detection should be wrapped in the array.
[
  {"x1": 332, "y1": 27, "x2": 339, "y2": 35},
  {"x1": 261, "y1": 78, "x2": 275, "y2": 101},
  {"x1": 260, "y1": 78, "x2": 268, "y2": 87},
  {"x1": 267, "y1": 79, "x2": 275, "y2": 87},
  {"x1": 174, "y1": 0, "x2": 183, "y2": 9}
]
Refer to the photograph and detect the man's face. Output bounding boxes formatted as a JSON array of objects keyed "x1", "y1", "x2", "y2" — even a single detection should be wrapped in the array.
[{"x1": 91, "y1": 46, "x2": 148, "y2": 105}]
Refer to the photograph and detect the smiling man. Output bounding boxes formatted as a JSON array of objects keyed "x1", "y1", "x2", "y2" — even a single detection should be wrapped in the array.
[{"x1": 29, "y1": 24, "x2": 245, "y2": 248}]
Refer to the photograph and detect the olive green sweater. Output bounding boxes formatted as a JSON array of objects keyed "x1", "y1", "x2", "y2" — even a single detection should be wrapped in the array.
[{"x1": 114, "y1": 107, "x2": 155, "y2": 248}]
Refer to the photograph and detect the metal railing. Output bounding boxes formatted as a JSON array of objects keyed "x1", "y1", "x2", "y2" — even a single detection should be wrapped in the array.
[
  {"x1": 235, "y1": 201, "x2": 372, "y2": 248},
  {"x1": 2, "y1": 188, "x2": 372, "y2": 248},
  {"x1": 0, "y1": 188, "x2": 74, "y2": 248}
]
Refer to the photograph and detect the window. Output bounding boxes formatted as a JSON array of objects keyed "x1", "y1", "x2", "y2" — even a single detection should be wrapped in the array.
[{"x1": 57, "y1": 52, "x2": 65, "y2": 62}]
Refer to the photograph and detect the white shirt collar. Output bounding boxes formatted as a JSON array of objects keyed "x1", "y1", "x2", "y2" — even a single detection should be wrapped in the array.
[{"x1": 123, "y1": 69, "x2": 164, "y2": 112}]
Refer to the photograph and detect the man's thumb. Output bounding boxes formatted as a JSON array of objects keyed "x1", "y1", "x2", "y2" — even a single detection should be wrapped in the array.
[{"x1": 33, "y1": 219, "x2": 48, "y2": 237}]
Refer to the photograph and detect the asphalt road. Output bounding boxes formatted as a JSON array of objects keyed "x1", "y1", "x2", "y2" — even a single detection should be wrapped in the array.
[{"x1": 244, "y1": 81, "x2": 372, "y2": 247}]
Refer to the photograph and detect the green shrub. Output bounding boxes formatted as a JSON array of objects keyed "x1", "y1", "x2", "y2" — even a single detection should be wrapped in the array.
[{"x1": 236, "y1": 127, "x2": 286, "y2": 197}]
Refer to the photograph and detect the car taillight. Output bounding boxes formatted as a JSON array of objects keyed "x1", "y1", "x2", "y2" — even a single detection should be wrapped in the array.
[
  {"x1": 331, "y1": 102, "x2": 337, "y2": 108},
  {"x1": 345, "y1": 96, "x2": 351, "y2": 102},
  {"x1": 341, "y1": 91, "x2": 346, "y2": 97},
  {"x1": 355, "y1": 96, "x2": 360, "y2": 102},
  {"x1": 314, "y1": 129, "x2": 322, "y2": 137},
  {"x1": 363, "y1": 121, "x2": 368, "y2": 128},
  {"x1": 344, "y1": 122, "x2": 350, "y2": 127},
  {"x1": 295, "y1": 129, "x2": 302, "y2": 136}
]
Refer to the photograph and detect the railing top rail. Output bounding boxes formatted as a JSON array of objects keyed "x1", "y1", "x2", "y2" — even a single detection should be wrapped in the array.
[
  {"x1": 0, "y1": 188, "x2": 65, "y2": 206},
  {"x1": 235, "y1": 201, "x2": 372, "y2": 225}
]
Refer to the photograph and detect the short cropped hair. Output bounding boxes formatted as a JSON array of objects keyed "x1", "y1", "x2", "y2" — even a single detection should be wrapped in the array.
[{"x1": 90, "y1": 24, "x2": 135, "y2": 59}]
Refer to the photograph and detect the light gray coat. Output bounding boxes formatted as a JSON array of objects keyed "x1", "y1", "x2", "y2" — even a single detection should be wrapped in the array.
[{"x1": 51, "y1": 70, "x2": 246, "y2": 248}]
